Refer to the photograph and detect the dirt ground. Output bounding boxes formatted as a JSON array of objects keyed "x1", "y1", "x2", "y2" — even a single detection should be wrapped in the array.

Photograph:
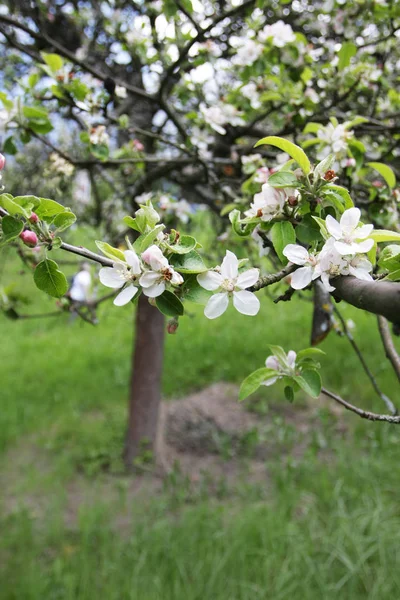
[{"x1": 1, "y1": 384, "x2": 347, "y2": 526}]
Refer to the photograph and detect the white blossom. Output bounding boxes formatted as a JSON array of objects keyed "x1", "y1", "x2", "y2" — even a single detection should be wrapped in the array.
[
  {"x1": 197, "y1": 250, "x2": 260, "y2": 319},
  {"x1": 115, "y1": 85, "x2": 127, "y2": 98},
  {"x1": 233, "y1": 39, "x2": 263, "y2": 66},
  {"x1": 49, "y1": 152, "x2": 75, "y2": 177},
  {"x1": 140, "y1": 245, "x2": 183, "y2": 297},
  {"x1": 263, "y1": 350, "x2": 297, "y2": 386},
  {"x1": 282, "y1": 244, "x2": 320, "y2": 289},
  {"x1": 99, "y1": 250, "x2": 141, "y2": 306},
  {"x1": 317, "y1": 123, "x2": 354, "y2": 159},
  {"x1": 246, "y1": 183, "x2": 297, "y2": 222},
  {"x1": 200, "y1": 103, "x2": 245, "y2": 135},
  {"x1": 240, "y1": 82, "x2": 262, "y2": 109},
  {"x1": 325, "y1": 207, "x2": 374, "y2": 255},
  {"x1": 258, "y1": 20, "x2": 296, "y2": 47},
  {"x1": 89, "y1": 125, "x2": 109, "y2": 146}
]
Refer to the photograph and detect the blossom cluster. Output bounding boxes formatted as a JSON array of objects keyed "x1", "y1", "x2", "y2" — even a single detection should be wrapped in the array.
[
  {"x1": 99, "y1": 245, "x2": 183, "y2": 306},
  {"x1": 283, "y1": 208, "x2": 374, "y2": 292}
]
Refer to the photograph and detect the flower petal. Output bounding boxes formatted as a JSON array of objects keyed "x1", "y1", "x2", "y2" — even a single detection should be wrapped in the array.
[
  {"x1": 197, "y1": 270, "x2": 223, "y2": 291},
  {"x1": 321, "y1": 272, "x2": 335, "y2": 292},
  {"x1": 171, "y1": 270, "x2": 184, "y2": 286},
  {"x1": 220, "y1": 250, "x2": 238, "y2": 280},
  {"x1": 287, "y1": 350, "x2": 297, "y2": 368},
  {"x1": 232, "y1": 290, "x2": 260, "y2": 316},
  {"x1": 261, "y1": 375, "x2": 279, "y2": 387},
  {"x1": 266, "y1": 356, "x2": 279, "y2": 370},
  {"x1": 290, "y1": 266, "x2": 313, "y2": 289},
  {"x1": 325, "y1": 215, "x2": 342, "y2": 239},
  {"x1": 282, "y1": 244, "x2": 309, "y2": 265},
  {"x1": 236, "y1": 268, "x2": 259, "y2": 289},
  {"x1": 139, "y1": 271, "x2": 160, "y2": 288},
  {"x1": 333, "y1": 241, "x2": 354, "y2": 255},
  {"x1": 114, "y1": 284, "x2": 138, "y2": 306},
  {"x1": 124, "y1": 250, "x2": 141, "y2": 274},
  {"x1": 355, "y1": 224, "x2": 373, "y2": 240},
  {"x1": 340, "y1": 207, "x2": 360, "y2": 232},
  {"x1": 142, "y1": 281, "x2": 165, "y2": 298},
  {"x1": 353, "y1": 239, "x2": 374, "y2": 253},
  {"x1": 204, "y1": 292, "x2": 229, "y2": 319},
  {"x1": 349, "y1": 266, "x2": 374, "y2": 281},
  {"x1": 99, "y1": 267, "x2": 125, "y2": 289}
]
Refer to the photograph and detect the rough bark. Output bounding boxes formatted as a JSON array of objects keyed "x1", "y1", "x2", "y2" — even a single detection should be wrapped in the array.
[
  {"x1": 124, "y1": 294, "x2": 165, "y2": 467},
  {"x1": 332, "y1": 277, "x2": 400, "y2": 325}
]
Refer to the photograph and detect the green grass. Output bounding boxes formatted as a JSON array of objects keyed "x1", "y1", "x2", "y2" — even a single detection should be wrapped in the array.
[{"x1": 1, "y1": 235, "x2": 400, "y2": 599}]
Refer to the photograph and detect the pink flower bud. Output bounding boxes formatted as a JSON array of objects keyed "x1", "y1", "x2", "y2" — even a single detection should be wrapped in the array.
[
  {"x1": 0, "y1": 153, "x2": 5, "y2": 171},
  {"x1": 133, "y1": 139, "x2": 144, "y2": 152},
  {"x1": 20, "y1": 230, "x2": 38, "y2": 248},
  {"x1": 29, "y1": 212, "x2": 39, "y2": 223},
  {"x1": 167, "y1": 319, "x2": 179, "y2": 334}
]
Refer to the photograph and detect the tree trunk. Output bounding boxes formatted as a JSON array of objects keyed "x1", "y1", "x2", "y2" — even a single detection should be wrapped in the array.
[{"x1": 124, "y1": 294, "x2": 165, "y2": 467}]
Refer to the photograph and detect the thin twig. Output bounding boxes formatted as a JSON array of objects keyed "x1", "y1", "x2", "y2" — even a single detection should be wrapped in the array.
[
  {"x1": 377, "y1": 315, "x2": 400, "y2": 383},
  {"x1": 322, "y1": 387, "x2": 400, "y2": 423},
  {"x1": 250, "y1": 263, "x2": 297, "y2": 292},
  {"x1": 334, "y1": 306, "x2": 397, "y2": 415}
]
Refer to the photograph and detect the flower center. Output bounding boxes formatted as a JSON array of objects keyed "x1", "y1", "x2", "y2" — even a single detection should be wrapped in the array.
[
  {"x1": 161, "y1": 267, "x2": 173, "y2": 281},
  {"x1": 221, "y1": 278, "x2": 235, "y2": 292}
]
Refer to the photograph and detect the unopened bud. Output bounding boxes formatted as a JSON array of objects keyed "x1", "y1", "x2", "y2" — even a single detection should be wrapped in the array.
[
  {"x1": 323, "y1": 169, "x2": 336, "y2": 181},
  {"x1": 0, "y1": 153, "x2": 5, "y2": 171},
  {"x1": 20, "y1": 230, "x2": 38, "y2": 248},
  {"x1": 167, "y1": 318, "x2": 179, "y2": 334},
  {"x1": 287, "y1": 196, "x2": 298, "y2": 207},
  {"x1": 29, "y1": 212, "x2": 39, "y2": 223}
]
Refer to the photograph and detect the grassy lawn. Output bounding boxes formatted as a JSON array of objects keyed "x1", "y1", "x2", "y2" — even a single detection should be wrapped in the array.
[{"x1": 1, "y1": 235, "x2": 400, "y2": 599}]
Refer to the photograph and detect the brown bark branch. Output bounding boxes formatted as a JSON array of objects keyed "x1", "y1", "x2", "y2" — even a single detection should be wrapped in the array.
[
  {"x1": 322, "y1": 387, "x2": 400, "y2": 423},
  {"x1": 377, "y1": 315, "x2": 400, "y2": 383}
]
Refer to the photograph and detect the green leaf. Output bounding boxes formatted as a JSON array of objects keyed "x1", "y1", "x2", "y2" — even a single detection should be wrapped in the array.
[
  {"x1": 239, "y1": 368, "x2": 277, "y2": 401},
  {"x1": 35, "y1": 198, "x2": 70, "y2": 221},
  {"x1": 370, "y1": 230, "x2": 400, "y2": 243},
  {"x1": 95, "y1": 241, "x2": 126, "y2": 262},
  {"x1": 155, "y1": 290, "x2": 184, "y2": 317},
  {"x1": 270, "y1": 221, "x2": 296, "y2": 264},
  {"x1": 386, "y1": 269, "x2": 400, "y2": 281},
  {"x1": 367, "y1": 162, "x2": 396, "y2": 189},
  {"x1": 4, "y1": 136, "x2": 17, "y2": 155},
  {"x1": 255, "y1": 136, "x2": 311, "y2": 175},
  {"x1": 0, "y1": 215, "x2": 24, "y2": 247},
  {"x1": 303, "y1": 122, "x2": 323, "y2": 135},
  {"x1": 295, "y1": 215, "x2": 322, "y2": 244},
  {"x1": 33, "y1": 259, "x2": 68, "y2": 298},
  {"x1": 314, "y1": 154, "x2": 335, "y2": 179},
  {"x1": 170, "y1": 250, "x2": 208, "y2": 274},
  {"x1": 284, "y1": 386, "x2": 294, "y2": 403},
  {"x1": 52, "y1": 211, "x2": 77, "y2": 232},
  {"x1": 133, "y1": 225, "x2": 165, "y2": 253},
  {"x1": 0, "y1": 194, "x2": 31, "y2": 218},
  {"x1": 22, "y1": 106, "x2": 48, "y2": 120},
  {"x1": 41, "y1": 52, "x2": 63, "y2": 73},
  {"x1": 90, "y1": 144, "x2": 109, "y2": 160},
  {"x1": 312, "y1": 216, "x2": 329, "y2": 240},
  {"x1": 123, "y1": 216, "x2": 141, "y2": 232},
  {"x1": 267, "y1": 171, "x2": 299, "y2": 188},
  {"x1": 27, "y1": 119, "x2": 53, "y2": 135},
  {"x1": 337, "y1": 41, "x2": 357, "y2": 70},
  {"x1": 165, "y1": 234, "x2": 197, "y2": 255},
  {"x1": 378, "y1": 244, "x2": 400, "y2": 271},
  {"x1": 296, "y1": 348, "x2": 325, "y2": 361},
  {"x1": 267, "y1": 345, "x2": 289, "y2": 366},
  {"x1": 293, "y1": 369, "x2": 321, "y2": 398},
  {"x1": 181, "y1": 274, "x2": 212, "y2": 305},
  {"x1": 229, "y1": 209, "x2": 256, "y2": 237}
]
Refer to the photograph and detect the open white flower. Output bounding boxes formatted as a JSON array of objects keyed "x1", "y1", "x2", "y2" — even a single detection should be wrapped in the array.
[
  {"x1": 99, "y1": 250, "x2": 141, "y2": 306},
  {"x1": 139, "y1": 245, "x2": 183, "y2": 298},
  {"x1": 200, "y1": 103, "x2": 245, "y2": 135},
  {"x1": 263, "y1": 350, "x2": 297, "y2": 386},
  {"x1": 317, "y1": 123, "x2": 354, "y2": 160},
  {"x1": 246, "y1": 183, "x2": 296, "y2": 222},
  {"x1": 258, "y1": 20, "x2": 296, "y2": 47},
  {"x1": 325, "y1": 208, "x2": 374, "y2": 255},
  {"x1": 348, "y1": 254, "x2": 373, "y2": 281},
  {"x1": 282, "y1": 244, "x2": 320, "y2": 289},
  {"x1": 197, "y1": 250, "x2": 260, "y2": 319}
]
